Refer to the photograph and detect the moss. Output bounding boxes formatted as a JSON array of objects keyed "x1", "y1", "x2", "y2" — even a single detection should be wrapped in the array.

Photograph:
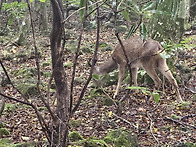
[
  {"x1": 70, "y1": 119, "x2": 82, "y2": 128},
  {"x1": 64, "y1": 61, "x2": 72, "y2": 68},
  {"x1": 4, "y1": 103, "x2": 17, "y2": 113},
  {"x1": 42, "y1": 71, "x2": 51, "y2": 78},
  {"x1": 0, "y1": 128, "x2": 10, "y2": 136},
  {"x1": 105, "y1": 128, "x2": 122, "y2": 139},
  {"x1": 69, "y1": 131, "x2": 84, "y2": 142},
  {"x1": 102, "y1": 97, "x2": 114, "y2": 106},
  {"x1": 104, "y1": 128, "x2": 138, "y2": 147},
  {"x1": 0, "y1": 139, "x2": 11, "y2": 147},
  {"x1": 103, "y1": 136, "x2": 113, "y2": 144},
  {"x1": 84, "y1": 138, "x2": 108, "y2": 147},
  {"x1": 192, "y1": 94, "x2": 196, "y2": 102},
  {"x1": 38, "y1": 107, "x2": 47, "y2": 111},
  {"x1": 17, "y1": 83, "x2": 39, "y2": 97},
  {"x1": 114, "y1": 132, "x2": 130, "y2": 147},
  {"x1": 116, "y1": 25, "x2": 128, "y2": 33},
  {"x1": 0, "y1": 122, "x2": 5, "y2": 128}
]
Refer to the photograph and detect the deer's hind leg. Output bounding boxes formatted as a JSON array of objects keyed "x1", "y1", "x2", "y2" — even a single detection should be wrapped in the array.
[
  {"x1": 157, "y1": 58, "x2": 183, "y2": 103},
  {"x1": 114, "y1": 63, "x2": 126, "y2": 98}
]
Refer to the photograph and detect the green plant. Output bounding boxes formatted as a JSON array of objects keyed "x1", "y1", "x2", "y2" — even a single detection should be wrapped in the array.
[
  {"x1": 2, "y1": 1, "x2": 27, "y2": 26},
  {"x1": 127, "y1": 86, "x2": 162, "y2": 103}
]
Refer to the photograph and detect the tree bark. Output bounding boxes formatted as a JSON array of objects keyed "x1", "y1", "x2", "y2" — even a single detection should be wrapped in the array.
[
  {"x1": 40, "y1": 1, "x2": 48, "y2": 33},
  {"x1": 50, "y1": 0, "x2": 69, "y2": 146}
]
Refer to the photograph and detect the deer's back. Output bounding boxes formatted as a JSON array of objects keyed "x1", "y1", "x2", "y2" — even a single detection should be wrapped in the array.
[{"x1": 112, "y1": 35, "x2": 143, "y2": 65}]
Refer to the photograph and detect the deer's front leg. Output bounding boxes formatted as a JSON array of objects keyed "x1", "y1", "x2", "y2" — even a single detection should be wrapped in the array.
[
  {"x1": 131, "y1": 67, "x2": 139, "y2": 93},
  {"x1": 142, "y1": 63, "x2": 162, "y2": 89},
  {"x1": 114, "y1": 64, "x2": 126, "y2": 98},
  {"x1": 157, "y1": 59, "x2": 183, "y2": 103}
]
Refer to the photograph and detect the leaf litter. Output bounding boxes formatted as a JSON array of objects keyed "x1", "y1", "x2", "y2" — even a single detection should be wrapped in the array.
[{"x1": 0, "y1": 29, "x2": 195, "y2": 146}]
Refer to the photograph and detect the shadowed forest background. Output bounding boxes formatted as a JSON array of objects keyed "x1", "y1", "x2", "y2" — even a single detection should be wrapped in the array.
[{"x1": 0, "y1": 0, "x2": 195, "y2": 146}]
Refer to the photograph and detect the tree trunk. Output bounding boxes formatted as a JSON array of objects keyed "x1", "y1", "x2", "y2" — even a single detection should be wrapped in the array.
[
  {"x1": 50, "y1": 0, "x2": 69, "y2": 146},
  {"x1": 40, "y1": 1, "x2": 48, "y2": 33}
]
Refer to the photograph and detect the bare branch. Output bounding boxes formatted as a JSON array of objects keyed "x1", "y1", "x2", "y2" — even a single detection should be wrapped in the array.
[
  {"x1": 72, "y1": 0, "x2": 100, "y2": 114},
  {"x1": 164, "y1": 116, "x2": 196, "y2": 129},
  {"x1": 147, "y1": 111, "x2": 160, "y2": 145},
  {"x1": 113, "y1": 113, "x2": 139, "y2": 130},
  {"x1": 0, "y1": 60, "x2": 28, "y2": 101},
  {"x1": 62, "y1": 0, "x2": 102, "y2": 23}
]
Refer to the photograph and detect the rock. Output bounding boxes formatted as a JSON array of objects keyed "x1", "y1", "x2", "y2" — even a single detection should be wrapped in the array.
[{"x1": 69, "y1": 131, "x2": 84, "y2": 142}]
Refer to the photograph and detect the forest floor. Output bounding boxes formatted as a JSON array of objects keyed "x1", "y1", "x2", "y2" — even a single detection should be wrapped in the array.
[{"x1": 0, "y1": 28, "x2": 196, "y2": 146}]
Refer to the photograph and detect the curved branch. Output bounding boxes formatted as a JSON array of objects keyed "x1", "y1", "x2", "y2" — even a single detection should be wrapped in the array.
[{"x1": 72, "y1": 0, "x2": 100, "y2": 114}]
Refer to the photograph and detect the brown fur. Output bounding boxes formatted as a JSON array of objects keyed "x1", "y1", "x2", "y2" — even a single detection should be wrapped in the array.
[{"x1": 94, "y1": 35, "x2": 183, "y2": 103}]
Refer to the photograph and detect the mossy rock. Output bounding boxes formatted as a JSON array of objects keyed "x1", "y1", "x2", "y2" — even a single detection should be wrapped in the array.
[
  {"x1": 114, "y1": 132, "x2": 137, "y2": 147},
  {"x1": 17, "y1": 78, "x2": 39, "y2": 97},
  {"x1": 17, "y1": 83, "x2": 39, "y2": 97},
  {"x1": 0, "y1": 128, "x2": 10, "y2": 136},
  {"x1": 4, "y1": 103, "x2": 17, "y2": 113},
  {"x1": 101, "y1": 46, "x2": 113, "y2": 52},
  {"x1": 38, "y1": 107, "x2": 47, "y2": 111},
  {"x1": 64, "y1": 61, "x2": 72, "y2": 68},
  {"x1": 42, "y1": 71, "x2": 51, "y2": 78},
  {"x1": 69, "y1": 131, "x2": 84, "y2": 142},
  {"x1": 81, "y1": 47, "x2": 92, "y2": 53},
  {"x1": 0, "y1": 122, "x2": 5, "y2": 128},
  {"x1": 116, "y1": 25, "x2": 128, "y2": 33},
  {"x1": 84, "y1": 138, "x2": 108, "y2": 147},
  {"x1": 42, "y1": 62, "x2": 50, "y2": 68},
  {"x1": 70, "y1": 119, "x2": 82, "y2": 128},
  {"x1": 104, "y1": 128, "x2": 122, "y2": 142},
  {"x1": 14, "y1": 68, "x2": 37, "y2": 79},
  {"x1": 16, "y1": 50, "x2": 29, "y2": 58},
  {"x1": 0, "y1": 139, "x2": 11, "y2": 147},
  {"x1": 0, "y1": 139, "x2": 36, "y2": 147},
  {"x1": 192, "y1": 94, "x2": 196, "y2": 102},
  {"x1": 102, "y1": 97, "x2": 114, "y2": 106},
  {"x1": 104, "y1": 128, "x2": 138, "y2": 147},
  {"x1": 74, "y1": 77, "x2": 86, "y2": 84}
]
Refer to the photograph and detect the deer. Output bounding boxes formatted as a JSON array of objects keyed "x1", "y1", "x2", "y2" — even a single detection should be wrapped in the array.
[{"x1": 93, "y1": 35, "x2": 183, "y2": 103}]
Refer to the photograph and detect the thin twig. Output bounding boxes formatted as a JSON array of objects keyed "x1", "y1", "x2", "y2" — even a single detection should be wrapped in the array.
[
  {"x1": 62, "y1": 0, "x2": 102, "y2": 23},
  {"x1": 72, "y1": 0, "x2": 100, "y2": 114},
  {"x1": 0, "y1": 60, "x2": 28, "y2": 101},
  {"x1": 69, "y1": 0, "x2": 88, "y2": 114},
  {"x1": 101, "y1": 87, "x2": 118, "y2": 107},
  {"x1": 180, "y1": 114, "x2": 196, "y2": 120},
  {"x1": 113, "y1": 113, "x2": 139, "y2": 130},
  {"x1": 117, "y1": 0, "x2": 124, "y2": 11},
  {"x1": 116, "y1": 33, "x2": 133, "y2": 86},
  {"x1": 128, "y1": 48, "x2": 165, "y2": 67},
  {"x1": 27, "y1": 0, "x2": 56, "y2": 121},
  {"x1": 26, "y1": 0, "x2": 41, "y2": 88},
  {"x1": 164, "y1": 116, "x2": 196, "y2": 129},
  {"x1": 0, "y1": 91, "x2": 50, "y2": 141},
  {"x1": 147, "y1": 111, "x2": 160, "y2": 145}
]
